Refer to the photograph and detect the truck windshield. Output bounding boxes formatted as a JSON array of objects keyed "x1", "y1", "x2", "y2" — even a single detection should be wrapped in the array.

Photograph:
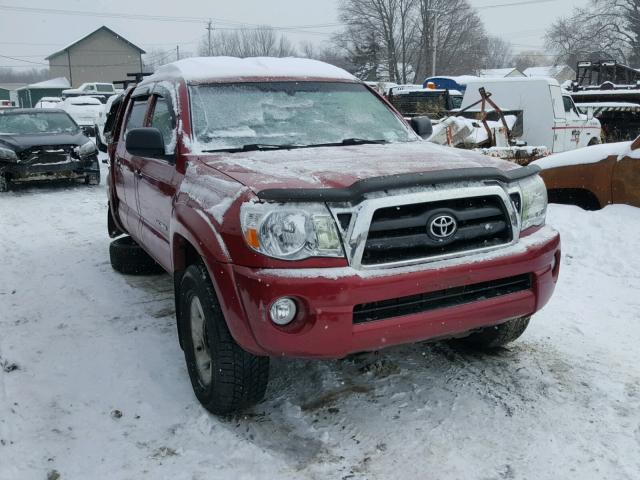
[
  {"x1": 0, "y1": 111, "x2": 79, "y2": 135},
  {"x1": 189, "y1": 82, "x2": 417, "y2": 152}
]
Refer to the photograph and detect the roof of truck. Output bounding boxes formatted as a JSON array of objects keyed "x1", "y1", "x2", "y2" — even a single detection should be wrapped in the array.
[
  {"x1": 144, "y1": 57, "x2": 357, "y2": 84},
  {"x1": 465, "y1": 77, "x2": 561, "y2": 87}
]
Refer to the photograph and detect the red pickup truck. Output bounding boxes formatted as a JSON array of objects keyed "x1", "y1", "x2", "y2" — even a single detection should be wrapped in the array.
[{"x1": 106, "y1": 57, "x2": 560, "y2": 415}]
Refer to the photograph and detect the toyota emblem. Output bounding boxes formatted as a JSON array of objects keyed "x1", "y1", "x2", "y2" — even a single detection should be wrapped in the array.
[{"x1": 429, "y1": 214, "x2": 457, "y2": 239}]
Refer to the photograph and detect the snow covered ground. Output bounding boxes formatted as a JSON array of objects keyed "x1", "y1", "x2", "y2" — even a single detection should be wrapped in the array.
[{"x1": 1, "y1": 160, "x2": 639, "y2": 479}]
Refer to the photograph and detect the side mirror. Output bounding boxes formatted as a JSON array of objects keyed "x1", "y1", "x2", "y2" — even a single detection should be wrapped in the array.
[
  {"x1": 126, "y1": 128, "x2": 165, "y2": 158},
  {"x1": 410, "y1": 116, "x2": 433, "y2": 139},
  {"x1": 586, "y1": 106, "x2": 595, "y2": 120}
]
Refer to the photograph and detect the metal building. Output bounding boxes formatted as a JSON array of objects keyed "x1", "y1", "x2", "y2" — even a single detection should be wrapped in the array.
[{"x1": 46, "y1": 26, "x2": 145, "y2": 88}]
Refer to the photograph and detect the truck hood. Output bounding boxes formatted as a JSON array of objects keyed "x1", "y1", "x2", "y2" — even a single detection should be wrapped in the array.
[{"x1": 198, "y1": 141, "x2": 519, "y2": 193}]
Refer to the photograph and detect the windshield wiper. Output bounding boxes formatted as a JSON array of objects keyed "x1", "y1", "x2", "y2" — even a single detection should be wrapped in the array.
[
  {"x1": 202, "y1": 143, "x2": 303, "y2": 153},
  {"x1": 309, "y1": 138, "x2": 389, "y2": 148},
  {"x1": 201, "y1": 139, "x2": 388, "y2": 153}
]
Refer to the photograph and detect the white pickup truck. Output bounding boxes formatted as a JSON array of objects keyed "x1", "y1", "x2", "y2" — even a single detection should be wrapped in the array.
[{"x1": 460, "y1": 78, "x2": 602, "y2": 153}]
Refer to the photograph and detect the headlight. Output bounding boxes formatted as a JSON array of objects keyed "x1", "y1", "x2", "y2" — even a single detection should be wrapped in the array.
[
  {"x1": 241, "y1": 203, "x2": 344, "y2": 260},
  {"x1": 516, "y1": 174, "x2": 547, "y2": 231},
  {"x1": 0, "y1": 146, "x2": 18, "y2": 162},
  {"x1": 77, "y1": 140, "x2": 97, "y2": 157}
]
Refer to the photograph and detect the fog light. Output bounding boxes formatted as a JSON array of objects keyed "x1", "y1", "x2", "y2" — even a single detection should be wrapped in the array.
[{"x1": 269, "y1": 298, "x2": 297, "y2": 326}]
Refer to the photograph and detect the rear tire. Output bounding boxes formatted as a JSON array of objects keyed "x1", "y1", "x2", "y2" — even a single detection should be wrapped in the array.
[
  {"x1": 453, "y1": 316, "x2": 531, "y2": 349},
  {"x1": 109, "y1": 236, "x2": 164, "y2": 275},
  {"x1": 178, "y1": 262, "x2": 269, "y2": 415}
]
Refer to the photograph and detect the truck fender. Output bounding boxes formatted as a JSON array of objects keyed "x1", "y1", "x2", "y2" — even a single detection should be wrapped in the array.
[{"x1": 171, "y1": 204, "x2": 262, "y2": 355}]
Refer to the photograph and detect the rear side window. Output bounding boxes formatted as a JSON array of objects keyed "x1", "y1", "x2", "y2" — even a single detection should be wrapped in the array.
[
  {"x1": 125, "y1": 98, "x2": 148, "y2": 134},
  {"x1": 150, "y1": 96, "x2": 176, "y2": 154}
]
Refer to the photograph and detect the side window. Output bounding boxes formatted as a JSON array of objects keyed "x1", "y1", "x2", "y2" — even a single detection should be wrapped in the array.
[
  {"x1": 124, "y1": 98, "x2": 149, "y2": 135},
  {"x1": 563, "y1": 96, "x2": 579, "y2": 116},
  {"x1": 150, "y1": 96, "x2": 176, "y2": 154}
]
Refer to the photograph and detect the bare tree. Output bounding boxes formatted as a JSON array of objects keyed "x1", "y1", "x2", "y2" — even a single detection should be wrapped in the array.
[
  {"x1": 513, "y1": 50, "x2": 549, "y2": 72},
  {"x1": 336, "y1": 0, "x2": 486, "y2": 83},
  {"x1": 336, "y1": 0, "x2": 418, "y2": 83},
  {"x1": 198, "y1": 27, "x2": 297, "y2": 58},
  {"x1": 413, "y1": 0, "x2": 488, "y2": 81},
  {"x1": 484, "y1": 37, "x2": 514, "y2": 69},
  {"x1": 0, "y1": 68, "x2": 48, "y2": 84},
  {"x1": 594, "y1": 0, "x2": 640, "y2": 65},
  {"x1": 143, "y1": 48, "x2": 174, "y2": 71},
  {"x1": 545, "y1": 2, "x2": 631, "y2": 67}
]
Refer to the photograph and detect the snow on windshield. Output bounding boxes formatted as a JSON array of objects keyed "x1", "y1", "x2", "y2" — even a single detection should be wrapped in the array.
[{"x1": 188, "y1": 82, "x2": 417, "y2": 152}]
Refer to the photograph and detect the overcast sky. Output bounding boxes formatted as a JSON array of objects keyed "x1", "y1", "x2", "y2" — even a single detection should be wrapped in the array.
[{"x1": 0, "y1": 0, "x2": 590, "y2": 71}]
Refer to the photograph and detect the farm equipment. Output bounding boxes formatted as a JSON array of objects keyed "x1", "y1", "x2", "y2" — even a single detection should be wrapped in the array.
[{"x1": 570, "y1": 60, "x2": 640, "y2": 142}]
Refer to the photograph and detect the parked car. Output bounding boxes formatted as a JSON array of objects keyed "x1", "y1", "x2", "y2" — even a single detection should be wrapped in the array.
[
  {"x1": 0, "y1": 108, "x2": 100, "y2": 191},
  {"x1": 95, "y1": 93, "x2": 122, "y2": 152},
  {"x1": 106, "y1": 57, "x2": 560, "y2": 415},
  {"x1": 533, "y1": 138, "x2": 640, "y2": 209},
  {"x1": 0, "y1": 100, "x2": 15, "y2": 109},
  {"x1": 62, "y1": 82, "x2": 116, "y2": 103},
  {"x1": 34, "y1": 97, "x2": 62, "y2": 109},
  {"x1": 460, "y1": 78, "x2": 602, "y2": 153},
  {"x1": 60, "y1": 96, "x2": 103, "y2": 136}
]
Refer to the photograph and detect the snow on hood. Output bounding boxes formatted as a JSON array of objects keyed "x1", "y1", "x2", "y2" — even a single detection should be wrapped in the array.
[
  {"x1": 146, "y1": 57, "x2": 356, "y2": 83},
  {"x1": 532, "y1": 141, "x2": 633, "y2": 170},
  {"x1": 197, "y1": 141, "x2": 518, "y2": 193}
]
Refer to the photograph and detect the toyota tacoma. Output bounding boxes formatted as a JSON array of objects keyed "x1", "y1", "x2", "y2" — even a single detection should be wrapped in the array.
[{"x1": 106, "y1": 57, "x2": 561, "y2": 414}]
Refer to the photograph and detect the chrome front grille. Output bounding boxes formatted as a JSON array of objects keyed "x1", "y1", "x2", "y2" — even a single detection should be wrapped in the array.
[
  {"x1": 361, "y1": 195, "x2": 512, "y2": 266},
  {"x1": 330, "y1": 183, "x2": 520, "y2": 270}
]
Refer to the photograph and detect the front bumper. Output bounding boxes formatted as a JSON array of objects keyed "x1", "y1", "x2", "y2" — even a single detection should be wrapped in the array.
[
  {"x1": 0, "y1": 155, "x2": 99, "y2": 182},
  {"x1": 217, "y1": 225, "x2": 561, "y2": 358}
]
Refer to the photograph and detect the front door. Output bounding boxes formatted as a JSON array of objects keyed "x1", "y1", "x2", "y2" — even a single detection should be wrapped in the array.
[
  {"x1": 133, "y1": 89, "x2": 178, "y2": 271},
  {"x1": 114, "y1": 95, "x2": 151, "y2": 236},
  {"x1": 550, "y1": 86, "x2": 567, "y2": 152}
]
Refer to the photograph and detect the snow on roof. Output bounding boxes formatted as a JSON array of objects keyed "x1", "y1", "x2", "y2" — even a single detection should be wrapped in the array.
[
  {"x1": 524, "y1": 65, "x2": 571, "y2": 77},
  {"x1": 426, "y1": 75, "x2": 479, "y2": 84},
  {"x1": 65, "y1": 96, "x2": 102, "y2": 105},
  {"x1": 465, "y1": 76, "x2": 560, "y2": 87},
  {"x1": 576, "y1": 101, "x2": 640, "y2": 109},
  {"x1": 478, "y1": 68, "x2": 524, "y2": 78},
  {"x1": 17, "y1": 77, "x2": 71, "y2": 90},
  {"x1": 532, "y1": 141, "x2": 632, "y2": 170},
  {"x1": 145, "y1": 57, "x2": 356, "y2": 83},
  {"x1": 573, "y1": 89, "x2": 640, "y2": 96},
  {"x1": 0, "y1": 83, "x2": 27, "y2": 91}
]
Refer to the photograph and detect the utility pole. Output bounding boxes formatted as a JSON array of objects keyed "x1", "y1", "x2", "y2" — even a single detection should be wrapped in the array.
[
  {"x1": 431, "y1": 13, "x2": 438, "y2": 76},
  {"x1": 176, "y1": 45, "x2": 180, "y2": 61},
  {"x1": 206, "y1": 19, "x2": 213, "y2": 56}
]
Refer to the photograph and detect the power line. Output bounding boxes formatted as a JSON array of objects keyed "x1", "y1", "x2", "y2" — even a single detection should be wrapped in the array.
[
  {"x1": 0, "y1": 4, "x2": 341, "y2": 32},
  {"x1": 473, "y1": 0, "x2": 559, "y2": 9}
]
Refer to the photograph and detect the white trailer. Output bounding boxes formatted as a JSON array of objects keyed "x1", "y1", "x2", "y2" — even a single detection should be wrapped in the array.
[{"x1": 460, "y1": 77, "x2": 601, "y2": 153}]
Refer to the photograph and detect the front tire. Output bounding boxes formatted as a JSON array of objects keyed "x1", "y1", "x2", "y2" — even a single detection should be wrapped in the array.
[
  {"x1": 453, "y1": 316, "x2": 531, "y2": 349},
  {"x1": 178, "y1": 263, "x2": 269, "y2": 415},
  {"x1": 0, "y1": 174, "x2": 8, "y2": 192}
]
